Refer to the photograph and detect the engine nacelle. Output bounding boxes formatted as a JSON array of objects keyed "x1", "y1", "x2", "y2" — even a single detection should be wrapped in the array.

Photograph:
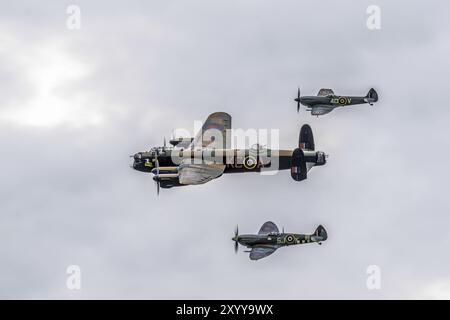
[
  {"x1": 290, "y1": 148, "x2": 307, "y2": 181},
  {"x1": 151, "y1": 167, "x2": 178, "y2": 175},
  {"x1": 153, "y1": 173, "x2": 181, "y2": 189},
  {"x1": 169, "y1": 137, "x2": 194, "y2": 147}
]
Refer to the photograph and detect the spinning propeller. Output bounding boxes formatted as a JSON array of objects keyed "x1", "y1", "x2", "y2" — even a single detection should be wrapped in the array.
[
  {"x1": 233, "y1": 225, "x2": 239, "y2": 253},
  {"x1": 153, "y1": 138, "x2": 167, "y2": 196},
  {"x1": 153, "y1": 152, "x2": 160, "y2": 196}
]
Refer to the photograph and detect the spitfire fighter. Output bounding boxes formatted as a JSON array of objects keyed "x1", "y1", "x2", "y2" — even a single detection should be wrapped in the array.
[
  {"x1": 131, "y1": 112, "x2": 327, "y2": 194},
  {"x1": 294, "y1": 88, "x2": 378, "y2": 116},
  {"x1": 232, "y1": 221, "x2": 328, "y2": 261}
]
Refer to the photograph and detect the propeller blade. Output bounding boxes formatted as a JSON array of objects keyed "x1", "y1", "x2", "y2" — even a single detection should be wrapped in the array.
[
  {"x1": 297, "y1": 87, "x2": 301, "y2": 113},
  {"x1": 153, "y1": 178, "x2": 160, "y2": 196},
  {"x1": 154, "y1": 153, "x2": 160, "y2": 196},
  {"x1": 155, "y1": 155, "x2": 160, "y2": 175},
  {"x1": 234, "y1": 225, "x2": 239, "y2": 254}
]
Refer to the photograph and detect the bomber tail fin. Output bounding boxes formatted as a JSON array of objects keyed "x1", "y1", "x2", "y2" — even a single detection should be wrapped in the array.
[
  {"x1": 299, "y1": 124, "x2": 315, "y2": 150},
  {"x1": 365, "y1": 88, "x2": 378, "y2": 105},
  {"x1": 290, "y1": 148, "x2": 307, "y2": 181}
]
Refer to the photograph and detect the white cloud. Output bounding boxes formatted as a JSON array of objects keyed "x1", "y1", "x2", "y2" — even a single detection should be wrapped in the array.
[
  {"x1": 0, "y1": 34, "x2": 103, "y2": 127},
  {"x1": 423, "y1": 282, "x2": 450, "y2": 299}
]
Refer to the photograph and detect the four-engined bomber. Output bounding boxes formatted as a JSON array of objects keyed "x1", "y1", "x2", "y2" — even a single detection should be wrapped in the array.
[{"x1": 132, "y1": 112, "x2": 327, "y2": 194}]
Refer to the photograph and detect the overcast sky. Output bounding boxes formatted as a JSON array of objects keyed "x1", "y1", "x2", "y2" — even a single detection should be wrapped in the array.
[{"x1": 1, "y1": 0, "x2": 450, "y2": 299}]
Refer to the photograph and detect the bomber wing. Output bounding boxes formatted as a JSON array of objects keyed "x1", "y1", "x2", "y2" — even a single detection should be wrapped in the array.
[
  {"x1": 258, "y1": 221, "x2": 279, "y2": 235},
  {"x1": 249, "y1": 245, "x2": 278, "y2": 261},
  {"x1": 178, "y1": 161, "x2": 226, "y2": 185},
  {"x1": 190, "y1": 112, "x2": 232, "y2": 150}
]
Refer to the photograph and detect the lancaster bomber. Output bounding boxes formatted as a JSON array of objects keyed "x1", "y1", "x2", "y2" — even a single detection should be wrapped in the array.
[
  {"x1": 131, "y1": 112, "x2": 327, "y2": 194},
  {"x1": 232, "y1": 221, "x2": 328, "y2": 260},
  {"x1": 294, "y1": 88, "x2": 378, "y2": 116}
]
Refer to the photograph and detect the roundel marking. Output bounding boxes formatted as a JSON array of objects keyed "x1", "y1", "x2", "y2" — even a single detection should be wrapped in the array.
[
  {"x1": 285, "y1": 235, "x2": 295, "y2": 244},
  {"x1": 338, "y1": 97, "x2": 347, "y2": 105},
  {"x1": 243, "y1": 155, "x2": 257, "y2": 170}
]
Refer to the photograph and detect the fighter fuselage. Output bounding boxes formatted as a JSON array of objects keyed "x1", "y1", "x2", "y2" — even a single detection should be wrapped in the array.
[
  {"x1": 299, "y1": 95, "x2": 367, "y2": 108},
  {"x1": 233, "y1": 232, "x2": 321, "y2": 248}
]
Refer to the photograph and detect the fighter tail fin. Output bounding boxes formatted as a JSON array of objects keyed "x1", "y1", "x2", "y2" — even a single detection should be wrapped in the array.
[
  {"x1": 365, "y1": 88, "x2": 378, "y2": 104},
  {"x1": 312, "y1": 225, "x2": 327, "y2": 241}
]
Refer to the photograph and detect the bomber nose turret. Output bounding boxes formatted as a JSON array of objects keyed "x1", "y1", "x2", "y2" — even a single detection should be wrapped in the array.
[{"x1": 131, "y1": 152, "x2": 144, "y2": 170}]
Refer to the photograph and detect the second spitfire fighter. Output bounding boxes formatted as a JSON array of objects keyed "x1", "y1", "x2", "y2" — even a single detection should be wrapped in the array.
[
  {"x1": 131, "y1": 112, "x2": 327, "y2": 194},
  {"x1": 294, "y1": 88, "x2": 378, "y2": 116},
  {"x1": 232, "y1": 221, "x2": 328, "y2": 260}
]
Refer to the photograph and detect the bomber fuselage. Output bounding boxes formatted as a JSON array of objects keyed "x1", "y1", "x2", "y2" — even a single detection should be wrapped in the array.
[{"x1": 132, "y1": 148, "x2": 322, "y2": 174}]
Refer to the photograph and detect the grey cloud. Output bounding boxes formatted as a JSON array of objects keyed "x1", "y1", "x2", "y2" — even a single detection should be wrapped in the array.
[{"x1": 0, "y1": 0, "x2": 449, "y2": 299}]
